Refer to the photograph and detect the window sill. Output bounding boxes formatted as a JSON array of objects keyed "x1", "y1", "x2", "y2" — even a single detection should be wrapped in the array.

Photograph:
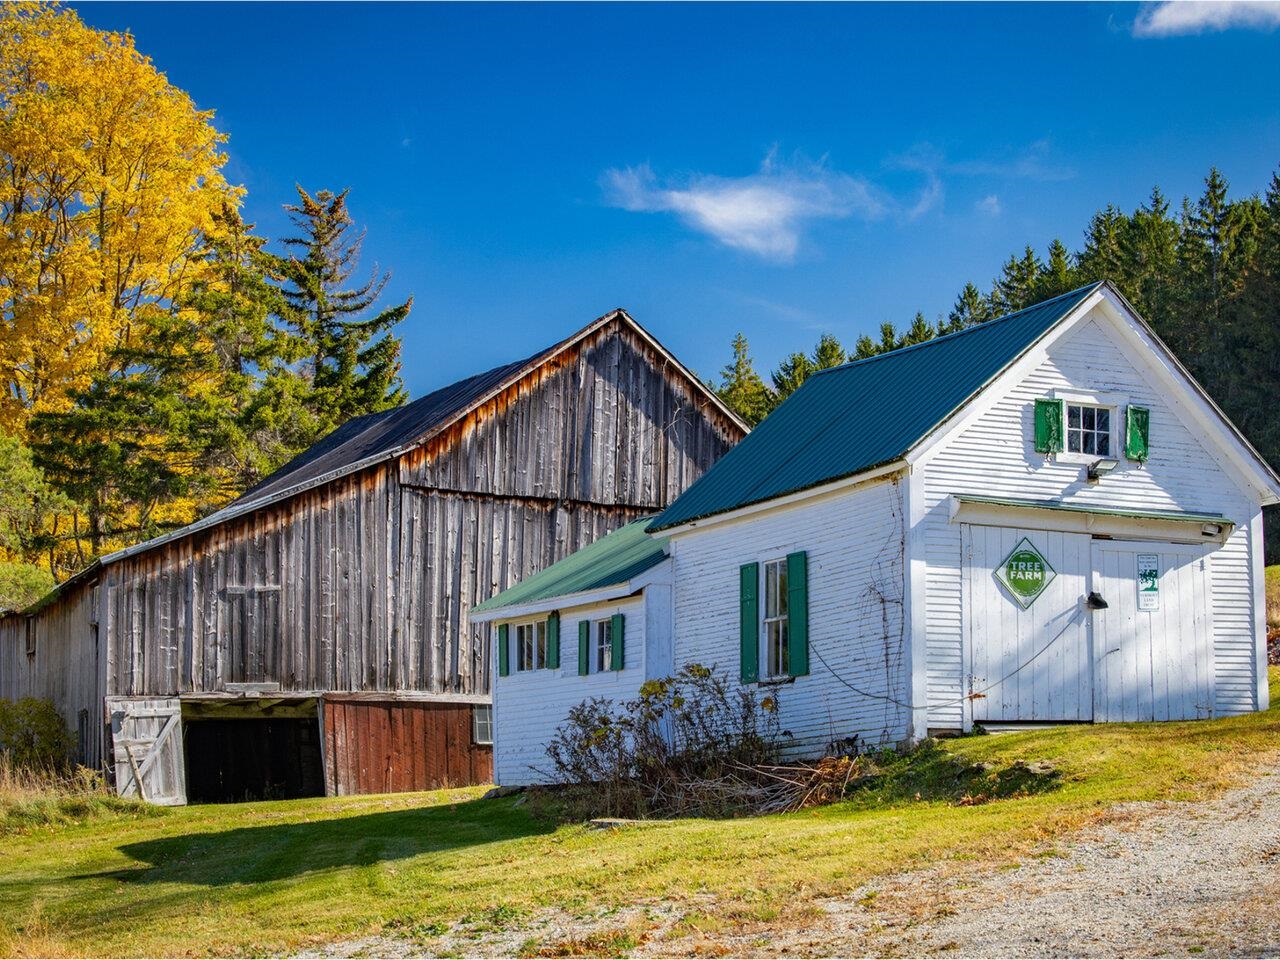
[{"x1": 758, "y1": 676, "x2": 795, "y2": 687}]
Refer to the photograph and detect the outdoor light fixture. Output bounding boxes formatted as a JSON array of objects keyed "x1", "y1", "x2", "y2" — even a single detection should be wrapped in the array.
[
  {"x1": 1086, "y1": 591, "x2": 1109, "y2": 610},
  {"x1": 1202, "y1": 522, "x2": 1224, "y2": 537},
  {"x1": 1086, "y1": 458, "x2": 1120, "y2": 482}
]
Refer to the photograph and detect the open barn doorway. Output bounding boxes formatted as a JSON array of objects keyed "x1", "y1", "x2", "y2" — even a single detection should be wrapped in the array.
[{"x1": 181, "y1": 697, "x2": 325, "y2": 803}]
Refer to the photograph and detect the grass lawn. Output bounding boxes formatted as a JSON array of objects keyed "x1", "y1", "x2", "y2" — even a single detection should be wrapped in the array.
[
  {"x1": 1267, "y1": 564, "x2": 1280, "y2": 630},
  {"x1": 3, "y1": 669, "x2": 1278, "y2": 959}
]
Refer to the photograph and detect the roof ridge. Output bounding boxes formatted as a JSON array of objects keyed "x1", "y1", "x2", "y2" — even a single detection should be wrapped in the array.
[{"x1": 810, "y1": 281, "x2": 1104, "y2": 379}]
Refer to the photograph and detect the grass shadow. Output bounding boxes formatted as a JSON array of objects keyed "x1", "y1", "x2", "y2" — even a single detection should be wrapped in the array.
[{"x1": 100, "y1": 794, "x2": 552, "y2": 887}]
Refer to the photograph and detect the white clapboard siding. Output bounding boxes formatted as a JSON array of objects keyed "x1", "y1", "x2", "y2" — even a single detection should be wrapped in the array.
[
  {"x1": 918, "y1": 307, "x2": 1263, "y2": 727},
  {"x1": 492, "y1": 595, "x2": 647, "y2": 786},
  {"x1": 669, "y1": 476, "x2": 912, "y2": 757}
]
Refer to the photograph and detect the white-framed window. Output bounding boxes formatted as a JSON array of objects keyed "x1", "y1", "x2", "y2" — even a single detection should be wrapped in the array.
[
  {"x1": 762, "y1": 559, "x2": 789, "y2": 678},
  {"x1": 515, "y1": 621, "x2": 547, "y2": 671},
  {"x1": 1065, "y1": 402, "x2": 1112, "y2": 456},
  {"x1": 472, "y1": 705, "x2": 493, "y2": 745},
  {"x1": 595, "y1": 619, "x2": 613, "y2": 672}
]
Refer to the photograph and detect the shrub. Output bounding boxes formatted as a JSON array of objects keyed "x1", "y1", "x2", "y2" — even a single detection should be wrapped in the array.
[
  {"x1": 543, "y1": 663, "x2": 786, "y2": 818},
  {"x1": 0, "y1": 697, "x2": 73, "y2": 771}
]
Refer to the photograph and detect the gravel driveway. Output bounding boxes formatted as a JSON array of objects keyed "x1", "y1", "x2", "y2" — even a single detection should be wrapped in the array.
[{"x1": 672, "y1": 766, "x2": 1280, "y2": 958}]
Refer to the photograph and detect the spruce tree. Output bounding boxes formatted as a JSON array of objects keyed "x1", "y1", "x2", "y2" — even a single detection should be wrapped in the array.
[
  {"x1": 1034, "y1": 239, "x2": 1078, "y2": 301},
  {"x1": 716, "y1": 334, "x2": 774, "y2": 426},
  {"x1": 278, "y1": 187, "x2": 411, "y2": 435},
  {"x1": 811, "y1": 333, "x2": 848, "y2": 370},
  {"x1": 771, "y1": 352, "x2": 813, "y2": 402},
  {"x1": 945, "y1": 282, "x2": 991, "y2": 331},
  {"x1": 900, "y1": 312, "x2": 936, "y2": 347},
  {"x1": 989, "y1": 246, "x2": 1043, "y2": 315}
]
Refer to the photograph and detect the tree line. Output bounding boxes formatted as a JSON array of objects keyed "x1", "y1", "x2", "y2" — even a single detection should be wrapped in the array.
[
  {"x1": 714, "y1": 165, "x2": 1280, "y2": 556},
  {"x1": 0, "y1": 5, "x2": 409, "y2": 607}
]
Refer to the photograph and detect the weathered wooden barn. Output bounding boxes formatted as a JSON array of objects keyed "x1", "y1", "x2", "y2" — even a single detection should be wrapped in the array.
[{"x1": 0, "y1": 309, "x2": 745, "y2": 803}]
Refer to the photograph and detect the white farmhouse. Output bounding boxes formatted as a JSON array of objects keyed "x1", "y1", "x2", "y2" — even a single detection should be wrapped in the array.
[{"x1": 472, "y1": 282, "x2": 1280, "y2": 786}]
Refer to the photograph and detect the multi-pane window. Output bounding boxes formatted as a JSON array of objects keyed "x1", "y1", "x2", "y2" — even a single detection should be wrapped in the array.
[
  {"x1": 1066, "y1": 403, "x2": 1111, "y2": 456},
  {"x1": 472, "y1": 705, "x2": 493, "y2": 745},
  {"x1": 763, "y1": 559, "x2": 789, "y2": 678},
  {"x1": 515, "y1": 621, "x2": 547, "y2": 671},
  {"x1": 596, "y1": 619, "x2": 613, "y2": 672}
]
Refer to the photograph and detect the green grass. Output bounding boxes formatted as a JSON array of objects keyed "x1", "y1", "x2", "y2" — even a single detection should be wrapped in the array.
[
  {"x1": 1266, "y1": 564, "x2": 1280, "y2": 629},
  {"x1": 3, "y1": 669, "x2": 1279, "y2": 958}
]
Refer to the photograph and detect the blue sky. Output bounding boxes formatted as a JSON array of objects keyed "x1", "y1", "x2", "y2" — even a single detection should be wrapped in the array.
[{"x1": 79, "y1": 2, "x2": 1280, "y2": 397}]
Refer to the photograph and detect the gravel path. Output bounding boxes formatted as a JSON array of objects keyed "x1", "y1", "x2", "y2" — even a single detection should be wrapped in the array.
[{"x1": 300, "y1": 767, "x2": 1280, "y2": 958}]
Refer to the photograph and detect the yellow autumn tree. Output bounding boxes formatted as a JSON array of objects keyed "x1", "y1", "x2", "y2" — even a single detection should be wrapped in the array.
[{"x1": 0, "y1": 1, "x2": 237, "y2": 432}]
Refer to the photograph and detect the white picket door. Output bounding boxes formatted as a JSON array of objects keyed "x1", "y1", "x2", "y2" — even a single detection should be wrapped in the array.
[
  {"x1": 964, "y1": 525, "x2": 1093, "y2": 723},
  {"x1": 107, "y1": 697, "x2": 187, "y2": 805},
  {"x1": 1090, "y1": 540, "x2": 1214, "y2": 721}
]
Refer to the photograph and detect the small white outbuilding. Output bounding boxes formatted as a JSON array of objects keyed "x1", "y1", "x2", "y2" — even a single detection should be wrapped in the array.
[{"x1": 473, "y1": 282, "x2": 1280, "y2": 786}]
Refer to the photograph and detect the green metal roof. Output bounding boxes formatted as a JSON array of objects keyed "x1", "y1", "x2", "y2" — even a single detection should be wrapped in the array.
[
  {"x1": 472, "y1": 519, "x2": 669, "y2": 614},
  {"x1": 952, "y1": 495, "x2": 1228, "y2": 526},
  {"x1": 649, "y1": 283, "x2": 1104, "y2": 532}
]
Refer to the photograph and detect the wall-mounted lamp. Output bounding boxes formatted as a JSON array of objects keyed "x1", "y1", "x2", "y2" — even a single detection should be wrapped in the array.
[
  {"x1": 1086, "y1": 591, "x2": 1109, "y2": 610},
  {"x1": 1201, "y1": 522, "x2": 1223, "y2": 537},
  {"x1": 1086, "y1": 458, "x2": 1120, "y2": 482}
]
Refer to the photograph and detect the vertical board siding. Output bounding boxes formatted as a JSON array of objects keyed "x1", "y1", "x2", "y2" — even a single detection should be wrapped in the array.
[
  {"x1": 670, "y1": 478, "x2": 912, "y2": 758},
  {"x1": 0, "y1": 580, "x2": 103, "y2": 767},
  {"x1": 322, "y1": 697, "x2": 492, "y2": 794},
  {"x1": 918, "y1": 310, "x2": 1264, "y2": 727}
]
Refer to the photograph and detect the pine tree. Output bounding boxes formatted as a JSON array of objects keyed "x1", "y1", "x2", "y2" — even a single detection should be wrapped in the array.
[
  {"x1": 878, "y1": 322, "x2": 898, "y2": 353},
  {"x1": 900, "y1": 312, "x2": 936, "y2": 347},
  {"x1": 811, "y1": 333, "x2": 848, "y2": 370},
  {"x1": 717, "y1": 334, "x2": 774, "y2": 426},
  {"x1": 945, "y1": 282, "x2": 991, "y2": 331},
  {"x1": 1034, "y1": 239, "x2": 1078, "y2": 301},
  {"x1": 989, "y1": 246, "x2": 1043, "y2": 315},
  {"x1": 770, "y1": 352, "x2": 813, "y2": 402},
  {"x1": 1124, "y1": 187, "x2": 1180, "y2": 325},
  {"x1": 853, "y1": 334, "x2": 878, "y2": 360},
  {"x1": 278, "y1": 187, "x2": 412, "y2": 436}
]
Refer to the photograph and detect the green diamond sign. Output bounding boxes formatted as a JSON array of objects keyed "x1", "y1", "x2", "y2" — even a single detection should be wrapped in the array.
[{"x1": 995, "y1": 537, "x2": 1056, "y2": 608}]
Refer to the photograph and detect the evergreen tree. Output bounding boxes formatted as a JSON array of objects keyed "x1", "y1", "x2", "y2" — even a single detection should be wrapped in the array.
[
  {"x1": 1034, "y1": 239, "x2": 1078, "y2": 301},
  {"x1": 945, "y1": 282, "x2": 991, "y2": 331},
  {"x1": 900, "y1": 312, "x2": 936, "y2": 347},
  {"x1": 1077, "y1": 204, "x2": 1131, "y2": 289},
  {"x1": 771, "y1": 351, "x2": 813, "y2": 402},
  {"x1": 1124, "y1": 187, "x2": 1180, "y2": 325},
  {"x1": 878, "y1": 321, "x2": 899, "y2": 353},
  {"x1": 853, "y1": 334, "x2": 878, "y2": 360},
  {"x1": 716, "y1": 333, "x2": 774, "y2": 426},
  {"x1": 278, "y1": 187, "x2": 412, "y2": 436},
  {"x1": 812, "y1": 333, "x2": 848, "y2": 370},
  {"x1": 989, "y1": 245, "x2": 1043, "y2": 315}
]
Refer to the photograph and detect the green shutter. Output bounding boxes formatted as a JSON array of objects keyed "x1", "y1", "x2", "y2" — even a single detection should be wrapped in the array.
[
  {"x1": 546, "y1": 612, "x2": 560, "y2": 669},
  {"x1": 497, "y1": 623, "x2": 509, "y2": 677},
  {"x1": 577, "y1": 620, "x2": 589, "y2": 676},
  {"x1": 740, "y1": 562, "x2": 759, "y2": 683},
  {"x1": 1125, "y1": 405, "x2": 1150, "y2": 462},
  {"x1": 786, "y1": 551, "x2": 809, "y2": 677},
  {"x1": 610, "y1": 613, "x2": 625, "y2": 670},
  {"x1": 1034, "y1": 398, "x2": 1064, "y2": 454}
]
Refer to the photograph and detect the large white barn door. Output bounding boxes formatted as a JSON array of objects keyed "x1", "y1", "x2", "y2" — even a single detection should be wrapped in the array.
[
  {"x1": 1090, "y1": 541, "x2": 1214, "y2": 722},
  {"x1": 107, "y1": 697, "x2": 187, "y2": 805},
  {"x1": 963, "y1": 525, "x2": 1092, "y2": 723}
]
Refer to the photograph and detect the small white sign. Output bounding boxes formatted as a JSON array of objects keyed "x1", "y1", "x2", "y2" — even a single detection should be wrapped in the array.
[{"x1": 1136, "y1": 553, "x2": 1160, "y2": 611}]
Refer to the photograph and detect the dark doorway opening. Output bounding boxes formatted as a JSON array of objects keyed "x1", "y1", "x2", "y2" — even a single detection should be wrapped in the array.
[{"x1": 184, "y1": 717, "x2": 324, "y2": 803}]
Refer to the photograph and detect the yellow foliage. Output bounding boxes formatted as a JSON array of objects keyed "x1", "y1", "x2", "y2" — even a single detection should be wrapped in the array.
[{"x1": 0, "y1": 1, "x2": 239, "y2": 432}]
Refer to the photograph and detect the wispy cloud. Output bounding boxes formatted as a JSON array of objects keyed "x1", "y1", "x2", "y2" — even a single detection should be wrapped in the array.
[
  {"x1": 602, "y1": 152, "x2": 892, "y2": 261},
  {"x1": 976, "y1": 194, "x2": 1002, "y2": 217},
  {"x1": 1133, "y1": 0, "x2": 1280, "y2": 36},
  {"x1": 945, "y1": 139, "x2": 1076, "y2": 182}
]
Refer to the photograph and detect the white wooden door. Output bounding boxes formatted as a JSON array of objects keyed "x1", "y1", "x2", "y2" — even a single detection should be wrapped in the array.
[
  {"x1": 964, "y1": 525, "x2": 1093, "y2": 723},
  {"x1": 107, "y1": 697, "x2": 187, "y2": 805},
  {"x1": 1090, "y1": 540, "x2": 1214, "y2": 722}
]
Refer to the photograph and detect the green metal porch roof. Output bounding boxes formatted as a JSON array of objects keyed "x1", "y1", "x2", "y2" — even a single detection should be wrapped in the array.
[
  {"x1": 952, "y1": 495, "x2": 1228, "y2": 526},
  {"x1": 472, "y1": 519, "x2": 669, "y2": 614},
  {"x1": 649, "y1": 283, "x2": 1104, "y2": 532}
]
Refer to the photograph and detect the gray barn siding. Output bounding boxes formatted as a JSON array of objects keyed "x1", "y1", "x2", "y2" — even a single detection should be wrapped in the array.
[{"x1": 0, "y1": 579, "x2": 104, "y2": 768}]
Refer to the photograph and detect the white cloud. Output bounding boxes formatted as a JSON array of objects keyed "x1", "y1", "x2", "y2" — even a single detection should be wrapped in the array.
[
  {"x1": 1133, "y1": 1, "x2": 1280, "y2": 36},
  {"x1": 976, "y1": 194, "x2": 1002, "y2": 217},
  {"x1": 601, "y1": 152, "x2": 893, "y2": 262}
]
